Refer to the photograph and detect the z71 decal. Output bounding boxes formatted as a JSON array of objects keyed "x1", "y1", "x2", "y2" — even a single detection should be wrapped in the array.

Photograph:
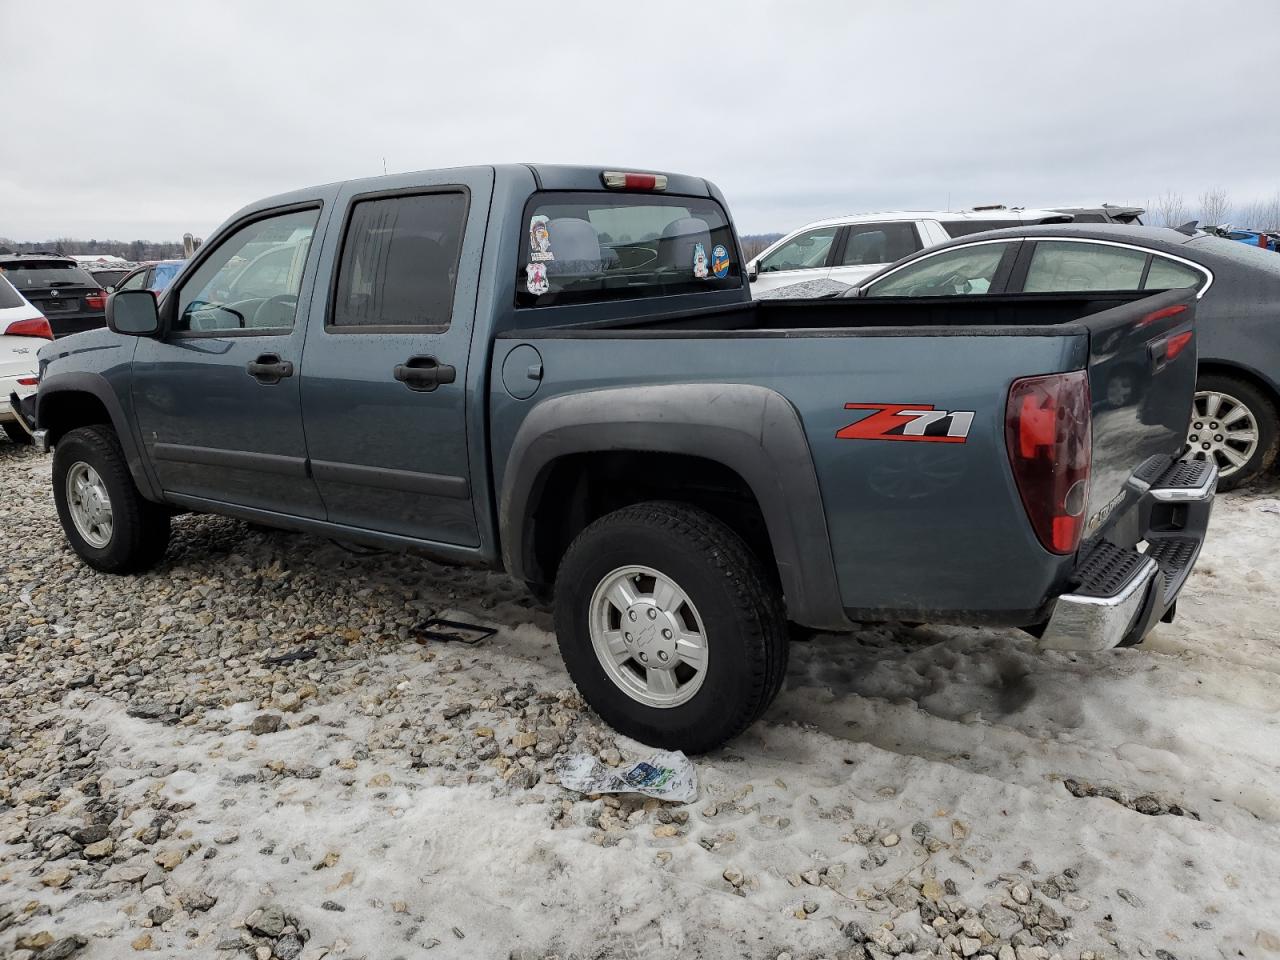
[{"x1": 836, "y1": 403, "x2": 975, "y2": 443}]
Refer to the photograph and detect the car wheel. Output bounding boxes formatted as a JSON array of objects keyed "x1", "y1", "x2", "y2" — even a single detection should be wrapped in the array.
[
  {"x1": 553, "y1": 501, "x2": 788, "y2": 753},
  {"x1": 52, "y1": 425, "x2": 171, "y2": 573},
  {"x1": 3, "y1": 421, "x2": 32, "y2": 445},
  {"x1": 1186, "y1": 374, "x2": 1278, "y2": 491}
]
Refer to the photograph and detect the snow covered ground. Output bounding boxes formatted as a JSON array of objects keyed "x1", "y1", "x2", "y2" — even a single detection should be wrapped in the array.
[{"x1": 1, "y1": 440, "x2": 1278, "y2": 960}]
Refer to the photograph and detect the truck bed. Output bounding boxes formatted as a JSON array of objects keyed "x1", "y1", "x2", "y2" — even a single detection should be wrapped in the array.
[
  {"x1": 493, "y1": 287, "x2": 1198, "y2": 628},
  {"x1": 513, "y1": 291, "x2": 1157, "y2": 335}
]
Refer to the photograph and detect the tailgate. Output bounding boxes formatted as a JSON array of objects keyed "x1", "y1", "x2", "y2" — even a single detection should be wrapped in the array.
[{"x1": 1078, "y1": 287, "x2": 1198, "y2": 528}]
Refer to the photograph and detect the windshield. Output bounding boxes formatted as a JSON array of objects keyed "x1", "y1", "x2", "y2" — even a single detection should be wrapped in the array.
[
  {"x1": 151, "y1": 261, "x2": 183, "y2": 290},
  {"x1": 1188, "y1": 236, "x2": 1280, "y2": 277},
  {"x1": 0, "y1": 260, "x2": 98, "y2": 290},
  {"x1": 516, "y1": 192, "x2": 740, "y2": 308}
]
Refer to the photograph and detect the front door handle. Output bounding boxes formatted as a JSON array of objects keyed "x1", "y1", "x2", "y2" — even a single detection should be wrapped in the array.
[
  {"x1": 247, "y1": 354, "x2": 294, "y2": 384},
  {"x1": 394, "y1": 356, "x2": 456, "y2": 392}
]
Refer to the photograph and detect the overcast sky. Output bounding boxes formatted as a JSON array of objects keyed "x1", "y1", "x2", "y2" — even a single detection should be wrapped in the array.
[{"x1": 2, "y1": 0, "x2": 1278, "y2": 241}]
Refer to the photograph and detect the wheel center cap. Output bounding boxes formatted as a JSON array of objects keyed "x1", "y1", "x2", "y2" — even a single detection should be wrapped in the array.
[{"x1": 624, "y1": 602, "x2": 679, "y2": 664}]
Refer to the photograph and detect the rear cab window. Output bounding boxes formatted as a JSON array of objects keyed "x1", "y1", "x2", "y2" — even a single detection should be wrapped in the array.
[
  {"x1": 0, "y1": 261, "x2": 97, "y2": 290},
  {"x1": 516, "y1": 192, "x2": 740, "y2": 308}
]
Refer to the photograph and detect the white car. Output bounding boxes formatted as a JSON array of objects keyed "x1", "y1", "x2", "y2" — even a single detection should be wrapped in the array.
[
  {"x1": 746, "y1": 206, "x2": 1074, "y2": 297},
  {"x1": 0, "y1": 274, "x2": 50, "y2": 444}
]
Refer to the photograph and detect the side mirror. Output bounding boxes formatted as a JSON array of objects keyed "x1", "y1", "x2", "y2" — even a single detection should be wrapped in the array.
[
  {"x1": 106, "y1": 289, "x2": 160, "y2": 336},
  {"x1": 747, "y1": 262, "x2": 759, "y2": 282}
]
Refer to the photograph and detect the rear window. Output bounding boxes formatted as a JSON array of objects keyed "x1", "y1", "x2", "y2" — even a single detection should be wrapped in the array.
[
  {"x1": 516, "y1": 192, "x2": 740, "y2": 308},
  {"x1": 0, "y1": 274, "x2": 25, "y2": 309},
  {"x1": 0, "y1": 260, "x2": 97, "y2": 290},
  {"x1": 941, "y1": 219, "x2": 1015, "y2": 239}
]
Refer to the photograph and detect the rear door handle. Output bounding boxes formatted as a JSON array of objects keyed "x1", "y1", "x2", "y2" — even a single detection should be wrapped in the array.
[
  {"x1": 394, "y1": 356, "x2": 456, "y2": 392},
  {"x1": 247, "y1": 354, "x2": 294, "y2": 384}
]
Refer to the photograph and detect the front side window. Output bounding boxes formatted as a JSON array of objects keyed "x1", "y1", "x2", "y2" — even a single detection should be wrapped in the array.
[
  {"x1": 332, "y1": 192, "x2": 468, "y2": 328},
  {"x1": 866, "y1": 242, "x2": 1013, "y2": 297},
  {"x1": 516, "y1": 192, "x2": 740, "y2": 308},
  {"x1": 1024, "y1": 241, "x2": 1146, "y2": 292},
  {"x1": 118, "y1": 269, "x2": 149, "y2": 291},
  {"x1": 758, "y1": 227, "x2": 836, "y2": 274},
  {"x1": 838, "y1": 222, "x2": 921, "y2": 266},
  {"x1": 176, "y1": 208, "x2": 319, "y2": 332}
]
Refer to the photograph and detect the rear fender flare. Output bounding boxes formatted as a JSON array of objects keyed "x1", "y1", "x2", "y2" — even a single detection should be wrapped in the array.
[{"x1": 500, "y1": 383, "x2": 849, "y2": 630}]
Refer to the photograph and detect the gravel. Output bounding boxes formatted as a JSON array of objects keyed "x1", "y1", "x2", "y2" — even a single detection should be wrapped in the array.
[{"x1": 2, "y1": 439, "x2": 1278, "y2": 958}]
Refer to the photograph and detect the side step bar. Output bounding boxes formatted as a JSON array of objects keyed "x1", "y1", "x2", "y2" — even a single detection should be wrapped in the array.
[{"x1": 1041, "y1": 459, "x2": 1217, "y2": 652}]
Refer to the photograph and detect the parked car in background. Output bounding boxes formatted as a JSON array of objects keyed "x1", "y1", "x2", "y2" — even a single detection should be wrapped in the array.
[
  {"x1": 0, "y1": 274, "x2": 51, "y2": 444},
  {"x1": 1050, "y1": 204, "x2": 1145, "y2": 224},
  {"x1": 111, "y1": 259, "x2": 185, "y2": 294},
  {"x1": 88, "y1": 266, "x2": 133, "y2": 290},
  {"x1": 0, "y1": 255, "x2": 106, "y2": 337},
  {"x1": 850, "y1": 223, "x2": 1280, "y2": 489},
  {"x1": 746, "y1": 206, "x2": 1073, "y2": 296},
  {"x1": 1221, "y1": 228, "x2": 1277, "y2": 251}
]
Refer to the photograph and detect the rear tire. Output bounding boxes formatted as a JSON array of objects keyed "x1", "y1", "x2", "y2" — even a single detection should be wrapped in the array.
[
  {"x1": 3, "y1": 421, "x2": 32, "y2": 445},
  {"x1": 52, "y1": 425, "x2": 171, "y2": 573},
  {"x1": 1188, "y1": 374, "x2": 1278, "y2": 491},
  {"x1": 553, "y1": 501, "x2": 788, "y2": 753}
]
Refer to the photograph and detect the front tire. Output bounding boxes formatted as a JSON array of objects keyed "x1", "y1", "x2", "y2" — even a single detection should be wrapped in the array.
[
  {"x1": 553, "y1": 501, "x2": 788, "y2": 753},
  {"x1": 52, "y1": 425, "x2": 171, "y2": 573},
  {"x1": 1188, "y1": 374, "x2": 1278, "y2": 491}
]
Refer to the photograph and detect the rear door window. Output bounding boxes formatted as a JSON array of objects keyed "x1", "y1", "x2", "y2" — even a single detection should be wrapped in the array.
[
  {"x1": 517, "y1": 192, "x2": 740, "y2": 307},
  {"x1": 331, "y1": 192, "x2": 468, "y2": 328},
  {"x1": 1024, "y1": 241, "x2": 1146, "y2": 292},
  {"x1": 757, "y1": 227, "x2": 837, "y2": 274},
  {"x1": 837, "y1": 222, "x2": 921, "y2": 266},
  {"x1": 0, "y1": 275, "x2": 25, "y2": 308}
]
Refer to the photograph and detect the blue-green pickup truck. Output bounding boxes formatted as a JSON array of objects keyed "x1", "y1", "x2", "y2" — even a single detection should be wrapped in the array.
[{"x1": 24, "y1": 165, "x2": 1215, "y2": 751}]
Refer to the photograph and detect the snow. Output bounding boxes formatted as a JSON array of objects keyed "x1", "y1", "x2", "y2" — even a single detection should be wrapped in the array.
[{"x1": 4, "y1": 480, "x2": 1280, "y2": 958}]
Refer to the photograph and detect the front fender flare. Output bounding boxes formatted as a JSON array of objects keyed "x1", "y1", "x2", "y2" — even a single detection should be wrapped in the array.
[
  {"x1": 37, "y1": 372, "x2": 161, "y2": 501},
  {"x1": 500, "y1": 383, "x2": 850, "y2": 630}
]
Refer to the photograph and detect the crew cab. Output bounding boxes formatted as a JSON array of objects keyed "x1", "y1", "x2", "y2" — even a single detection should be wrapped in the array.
[{"x1": 25, "y1": 165, "x2": 1215, "y2": 751}]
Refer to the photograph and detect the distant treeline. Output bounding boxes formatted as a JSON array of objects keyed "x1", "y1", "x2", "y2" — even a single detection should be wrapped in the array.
[
  {"x1": 740, "y1": 233, "x2": 783, "y2": 260},
  {"x1": 0, "y1": 237, "x2": 186, "y2": 261}
]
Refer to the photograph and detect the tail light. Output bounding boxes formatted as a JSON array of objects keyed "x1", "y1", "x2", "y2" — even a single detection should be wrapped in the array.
[
  {"x1": 84, "y1": 290, "x2": 107, "y2": 310},
  {"x1": 602, "y1": 170, "x2": 668, "y2": 191},
  {"x1": 18, "y1": 377, "x2": 39, "y2": 386},
  {"x1": 4, "y1": 316, "x2": 54, "y2": 339},
  {"x1": 1006, "y1": 370, "x2": 1092, "y2": 555}
]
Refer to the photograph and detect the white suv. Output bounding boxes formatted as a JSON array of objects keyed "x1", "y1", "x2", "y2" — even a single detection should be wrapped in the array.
[{"x1": 746, "y1": 206, "x2": 1073, "y2": 297}]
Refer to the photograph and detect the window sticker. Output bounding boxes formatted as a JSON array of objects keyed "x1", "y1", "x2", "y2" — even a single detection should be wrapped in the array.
[
  {"x1": 711, "y1": 244, "x2": 730, "y2": 279},
  {"x1": 692, "y1": 242, "x2": 709, "y2": 279},
  {"x1": 525, "y1": 262, "x2": 550, "y2": 296},
  {"x1": 529, "y1": 215, "x2": 554, "y2": 262}
]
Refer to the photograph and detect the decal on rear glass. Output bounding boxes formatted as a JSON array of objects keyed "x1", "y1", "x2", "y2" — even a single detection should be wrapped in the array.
[
  {"x1": 836, "y1": 403, "x2": 974, "y2": 443},
  {"x1": 529, "y1": 215, "x2": 554, "y2": 262},
  {"x1": 710, "y1": 244, "x2": 730, "y2": 279},
  {"x1": 692, "y1": 242, "x2": 709, "y2": 279},
  {"x1": 525, "y1": 262, "x2": 550, "y2": 296}
]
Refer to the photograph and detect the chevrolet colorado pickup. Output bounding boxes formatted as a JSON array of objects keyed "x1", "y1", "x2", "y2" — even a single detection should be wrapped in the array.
[{"x1": 24, "y1": 164, "x2": 1215, "y2": 751}]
